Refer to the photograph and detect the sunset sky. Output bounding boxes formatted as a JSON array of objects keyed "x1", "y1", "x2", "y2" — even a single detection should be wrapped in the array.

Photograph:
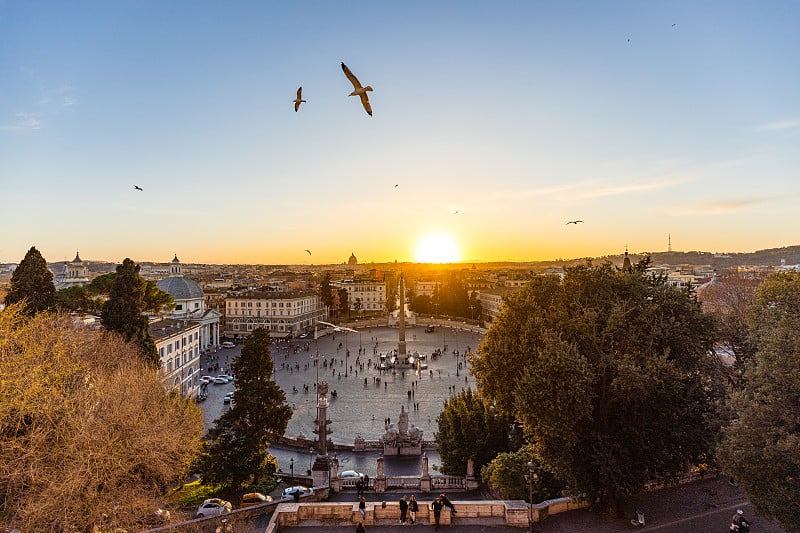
[{"x1": 2, "y1": 1, "x2": 798, "y2": 265}]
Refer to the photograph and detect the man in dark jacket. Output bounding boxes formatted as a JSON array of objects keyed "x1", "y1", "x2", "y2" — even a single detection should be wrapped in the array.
[
  {"x1": 439, "y1": 493, "x2": 456, "y2": 514},
  {"x1": 431, "y1": 497, "x2": 443, "y2": 530},
  {"x1": 399, "y1": 495, "x2": 408, "y2": 524}
]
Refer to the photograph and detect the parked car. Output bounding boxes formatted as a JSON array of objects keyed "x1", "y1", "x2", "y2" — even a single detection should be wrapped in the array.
[
  {"x1": 221, "y1": 341, "x2": 235, "y2": 348},
  {"x1": 195, "y1": 498, "x2": 231, "y2": 518},
  {"x1": 223, "y1": 392, "x2": 234, "y2": 403},
  {"x1": 299, "y1": 332, "x2": 309, "y2": 339},
  {"x1": 212, "y1": 377, "x2": 228, "y2": 384},
  {"x1": 338, "y1": 470, "x2": 365, "y2": 480},
  {"x1": 240, "y1": 492, "x2": 273, "y2": 508},
  {"x1": 425, "y1": 325, "x2": 435, "y2": 333},
  {"x1": 199, "y1": 376, "x2": 213, "y2": 384},
  {"x1": 281, "y1": 486, "x2": 313, "y2": 500},
  {"x1": 215, "y1": 375, "x2": 232, "y2": 383}
]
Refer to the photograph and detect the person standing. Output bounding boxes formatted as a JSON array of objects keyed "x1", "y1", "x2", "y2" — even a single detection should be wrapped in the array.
[
  {"x1": 399, "y1": 495, "x2": 408, "y2": 524},
  {"x1": 431, "y1": 497, "x2": 443, "y2": 531},
  {"x1": 439, "y1": 493, "x2": 456, "y2": 514},
  {"x1": 356, "y1": 521, "x2": 366, "y2": 533},
  {"x1": 359, "y1": 496, "x2": 366, "y2": 520},
  {"x1": 356, "y1": 478, "x2": 364, "y2": 498},
  {"x1": 408, "y1": 494, "x2": 419, "y2": 525}
]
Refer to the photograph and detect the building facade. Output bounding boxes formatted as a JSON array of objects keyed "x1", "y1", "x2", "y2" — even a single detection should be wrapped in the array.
[
  {"x1": 224, "y1": 289, "x2": 325, "y2": 339},
  {"x1": 151, "y1": 318, "x2": 203, "y2": 398},
  {"x1": 477, "y1": 287, "x2": 522, "y2": 323},
  {"x1": 54, "y1": 251, "x2": 90, "y2": 290},
  {"x1": 331, "y1": 279, "x2": 387, "y2": 313},
  {"x1": 156, "y1": 255, "x2": 221, "y2": 351}
]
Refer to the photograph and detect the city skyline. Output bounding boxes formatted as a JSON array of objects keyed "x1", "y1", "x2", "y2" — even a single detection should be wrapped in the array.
[{"x1": 2, "y1": 2, "x2": 799, "y2": 265}]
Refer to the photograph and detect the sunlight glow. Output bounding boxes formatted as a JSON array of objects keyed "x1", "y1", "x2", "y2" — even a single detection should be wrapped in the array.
[{"x1": 414, "y1": 232, "x2": 461, "y2": 263}]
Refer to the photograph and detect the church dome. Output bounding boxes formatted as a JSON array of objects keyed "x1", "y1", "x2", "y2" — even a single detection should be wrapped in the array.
[
  {"x1": 157, "y1": 276, "x2": 204, "y2": 300},
  {"x1": 348, "y1": 252, "x2": 358, "y2": 265}
]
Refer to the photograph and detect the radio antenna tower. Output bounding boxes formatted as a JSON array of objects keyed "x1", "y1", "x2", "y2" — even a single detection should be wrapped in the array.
[{"x1": 668, "y1": 233, "x2": 672, "y2": 252}]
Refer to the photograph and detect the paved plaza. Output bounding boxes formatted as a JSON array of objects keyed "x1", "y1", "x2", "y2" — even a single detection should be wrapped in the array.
[{"x1": 199, "y1": 323, "x2": 484, "y2": 475}]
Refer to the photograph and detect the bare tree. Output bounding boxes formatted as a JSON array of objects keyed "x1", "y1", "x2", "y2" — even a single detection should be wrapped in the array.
[{"x1": 0, "y1": 304, "x2": 204, "y2": 532}]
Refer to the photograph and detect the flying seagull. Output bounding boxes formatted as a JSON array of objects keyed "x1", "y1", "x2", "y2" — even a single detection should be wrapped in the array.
[
  {"x1": 294, "y1": 86, "x2": 306, "y2": 112},
  {"x1": 341, "y1": 62, "x2": 373, "y2": 116},
  {"x1": 566, "y1": 220, "x2": 584, "y2": 225},
  {"x1": 133, "y1": 185, "x2": 143, "y2": 191},
  {"x1": 453, "y1": 209, "x2": 460, "y2": 215},
  {"x1": 305, "y1": 249, "x2": 312, "y2": 256},
  {"x1": 672, "y1": 23, "x2": 677, "y2": 27}
]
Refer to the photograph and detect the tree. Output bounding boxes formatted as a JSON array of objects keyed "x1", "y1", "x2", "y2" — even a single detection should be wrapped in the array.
[
  {"x1": 337, "y1": 287, "x2": 350, "y2": 319},
  {"x1": 87, "y1": 271, "x2": 117, "y2": 295},
  {"x1": 101, "y1": 258, "x2": 159, "y2": 367},
  {"x1": 0, "y1": 304, "x2": 203, "y2": 531},
  {"x1": 5, "y1": 246, "x2": 56, "y2": 315},
  {"x1": 143, "y1": 279, "x2": 175, "y2": 314},
  {"x1": 320, "y1": 272, "x2": 334, "y2": 311},
  {"x1": 470, "y1": 260, "x2": 721, "y2": 514},
  {"x1": 197, "y1": 328, "x2": 292, "y2": 489},
  {"x1": 481, "y1": 445, "x2": 563, "y2": 502},
  {"x1": 434, "y1": 388, "x2": 517, "y2": 477},
  {"x1": 717, "y1": 271, "x2": 800, "y2": 531},
  {"x1": 55, "y1": 285, "x2": 90, "y2": 311}
]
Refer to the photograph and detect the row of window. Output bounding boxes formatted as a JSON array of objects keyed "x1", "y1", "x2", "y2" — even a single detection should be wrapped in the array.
[
  {"x1": 228, "y1": 299, "x2": 316, "y2": 308},
  {"x1": 161, "y1": 330, "x2": 200, "y2": 355},
  {"x1": 163, "y1": 345, "x2": 200, "y2": 373}
]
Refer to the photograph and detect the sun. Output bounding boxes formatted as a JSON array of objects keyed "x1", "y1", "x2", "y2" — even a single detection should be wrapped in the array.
[{"x1": 414, "y1": 232, "x2": 461, "y2": 263}]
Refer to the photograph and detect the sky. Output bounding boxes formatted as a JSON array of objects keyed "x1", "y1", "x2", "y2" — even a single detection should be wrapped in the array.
[{"x1": 1, "y1": 1, "x2": 799, "y2": 266}]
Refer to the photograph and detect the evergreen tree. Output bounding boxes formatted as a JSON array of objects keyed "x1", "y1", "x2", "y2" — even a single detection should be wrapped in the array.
[
  {"x1": 337, "y1": 287, "x2": 349, "y2": 318},
  {"x1": 718, "y1": 271, "x2": 800, "y2": 531},
  {"x1": 55, "y1": 285, "x2": 89, "y2": 311},
  {"x1": 435, "y1": 388, "x2": 517, "y2": 477},
  {"x1": 470, "y1": 259, "x2": 721, "y2": 515},
  {"x1": 320, "y1": 272, "x2": 334, "y2": 311},
  {"x1": 5, "y1": 246, "x2": 56, "y2": 315},
  {"x1": 101, "y1": 258, "x2": 158, "y2": 367},
  {"x1": 197, "y1": 328, "x2": 291, "y2": 489}
]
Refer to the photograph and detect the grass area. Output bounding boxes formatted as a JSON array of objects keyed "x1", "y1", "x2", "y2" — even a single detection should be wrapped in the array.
[{"x1": 169, "y1": 479, "x2": 225, "y2": 507}]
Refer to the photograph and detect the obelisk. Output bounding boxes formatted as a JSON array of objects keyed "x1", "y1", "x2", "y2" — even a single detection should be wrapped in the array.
[{"x1": 398, "y1": 273, "x2": 407, "y2": 357}]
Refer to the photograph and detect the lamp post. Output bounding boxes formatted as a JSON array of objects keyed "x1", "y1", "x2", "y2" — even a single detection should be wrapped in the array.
[
  {"x1": 309, "y1": 447, "x2": 314, "y2": 474},
  {"x1": 527, "y1": 461, "x2": 538, "y2": 533},
  {"x1": 290, "y1": 457, "x2": 294, "y2": 482}
]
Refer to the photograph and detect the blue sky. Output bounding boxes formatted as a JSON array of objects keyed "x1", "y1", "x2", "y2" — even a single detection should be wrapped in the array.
[{"x1": 1, "y1": 1, "x2": 798, "y2": 265}]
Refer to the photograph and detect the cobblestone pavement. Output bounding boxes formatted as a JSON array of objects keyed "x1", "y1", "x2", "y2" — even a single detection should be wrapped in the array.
[{"x1": 199, "y1": 324, "x2": 484, "y2": 475}]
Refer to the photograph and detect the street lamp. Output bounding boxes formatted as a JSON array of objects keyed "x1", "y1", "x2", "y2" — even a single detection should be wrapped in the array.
[
  {"x1": 290, "y1": 457, "x2": 294, "y2": 482},
  {"x1": 309, "y1": 447, "x2": 314, "y2": 474},
  {"x1": 527, "y1": 461, "x2": 539, "y2": 533}
]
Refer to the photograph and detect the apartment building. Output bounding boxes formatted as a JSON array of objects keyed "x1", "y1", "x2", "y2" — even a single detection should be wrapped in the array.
[
  {"x1": 224, "y1": 289, "x2": 325, "y2": 339},
  {"x1": 151, "y1": 318, "x2": 203, "y2": 398},
  {"x1": 331, "y1": 279, "x2": 387, "y2": 313}
]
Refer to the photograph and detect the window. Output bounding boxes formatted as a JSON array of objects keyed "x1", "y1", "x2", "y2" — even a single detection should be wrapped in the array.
[
  {"x1": 167, "y1": 360, "x2": 172, "y2": 372},
  {"x1": 175, "y1": 341, "x2": 180, "y2": 350},
  {"x1": 182, "y1": 337, "x2": 186, "y2": 347},
  {"x1": 194, "y1": 302, "x2": 200, "y2": 309},
  {"x1": 175, "y1": 304, "x2": 183, "y2": 311},
  {"x1": 159, "y1": 347, "x2": 164, "y2": 358},
  {"x1": 174, "y1": 356, "x2": 180, "y2": 368},
  {"x1": 167, "y1": 344, "x2": 173, "y2": 354}
]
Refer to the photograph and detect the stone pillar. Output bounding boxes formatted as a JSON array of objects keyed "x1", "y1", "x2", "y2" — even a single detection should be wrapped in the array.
[
  {"x1": 330, "y1": 454, "x2": 341, "y2": 492},
  {"x1": 374, "y1": 454, "x2": 386, "y2": 493},
  {"x1": 466, "y1": 457, "x2": 480, "y2": 490},
  {"x1": 420, "y1": 452, "x2": 431, "y2": 492}
]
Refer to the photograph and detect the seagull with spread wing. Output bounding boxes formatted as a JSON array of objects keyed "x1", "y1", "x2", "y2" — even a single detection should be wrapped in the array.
[
  {"x1": 305, "y1": 249, "x2": 312, "y2": 256},
  {"x1": 341, "y1": 62, "x2": 373, "y2": 116},
  {"x1": 566, "y1": 220, "x2": 584, "y2": 225},
  {"x1": 294, "y1": 86, "x2": 306, "y2": 112},
  {"x1": 133, "y1": 185, "x2": 143, "y2": 191}
]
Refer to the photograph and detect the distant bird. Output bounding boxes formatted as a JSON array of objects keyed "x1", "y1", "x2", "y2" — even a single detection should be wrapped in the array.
[
  {"x1": 627, "y1": 38, "x2": 631, "y2": 43},
  {"x1": 672, "y1": 23, "x2": 677, "y2": 27},
  {"x1": 453, "y1": 209, "x2": 460, "y2": 215},
  {"x1": 394, "y1": 184, "x2": 398, "y2": 187},
  {"x1": 341, "y1": 62, "x2": 373, "y2": 116},
  {"x1": 566, "y1": 220, "x2": 584, "y2": 225},
  {"x1": 305, "y1": 249, "x2": 312, "y2": 256},
  {"x1": 133, "y1": 185, "x2": 143, "y2": 191},
  {"x1": 294, "y1": 86, "x2": 306, "y2": 112}
]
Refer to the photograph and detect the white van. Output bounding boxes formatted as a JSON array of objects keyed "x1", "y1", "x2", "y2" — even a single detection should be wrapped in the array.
[{"x1": 221, "y1": 341, "x2": 235, "y2": 349}]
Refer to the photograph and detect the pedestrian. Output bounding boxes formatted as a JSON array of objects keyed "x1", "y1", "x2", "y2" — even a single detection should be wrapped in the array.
[
  {"x1": 399, "y1": 495, "x2": 408, "y2": 524},
  {"x1": 439, "y1": 493, "x2": 456, "y2": 514},
  {"x1": 431, "y1": 497, "x2": 443, "y2": 530},
  {"x1": 359, "y1": 496, "x2": 366, "y2": 519},
  {"x1": 356, "y1": 521, "x2": 366, "y2": 533},
  {"x1": 363, "y1": 474, "x2": 370, "y2": 490},
  {"x1": 408, "y1": 494, "x2": 419, "y2": 524}
]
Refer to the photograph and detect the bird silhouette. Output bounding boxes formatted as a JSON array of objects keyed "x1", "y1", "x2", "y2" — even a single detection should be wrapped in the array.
[
  {"x1": 394, "y1": 184, "x2": 398, "y2": 188},
  {"x1": 672, "y1": 23, "x2": 677, "y2": 27},
  {"x1": 133, "y1": 185, "x2": 143, "y2": 191},
  {"x1": 305, "y1": 249, "x2": 312, "y2": 256},
  {"x1": 341, "y1": 62, "x2": 373, "y2": 116},
  {"x1": 453, "y1": 209, "x2": 460, "y2": 215},
  {"x1": 294, "y1": 86, "x2": 306, "y2": 112},
  {"x1": 566, "y1": 220, "x2": 584, "y2": 225}
]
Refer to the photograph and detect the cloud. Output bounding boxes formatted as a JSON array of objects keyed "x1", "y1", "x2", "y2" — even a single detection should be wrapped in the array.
[
  {"x1": 758, "y1": 119, "x2": 800, "y2": 131},
  {"x1": 670, "y1": 196, "x2": 775, "y2": 216},
  {"x1": 63, "y1": 96, "x2": 77, "y2": 107},
  {"x1": 0, "y1": 112, "x2": 42, "y2": 131},
  {"x1": 575, "y1": 175, "x2": 689, "y2": 200}
]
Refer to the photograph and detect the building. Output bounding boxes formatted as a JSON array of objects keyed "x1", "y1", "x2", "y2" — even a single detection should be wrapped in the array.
[
  {"x1": 414, "y1": 280, "x2": 441, "y2": 298},
  {"x1": 224, "y1": 289, "x2": 325, "y2": 339},
  {"x1": 331, "y1": 278, "x2": 387, "y2": 313},
  {"x1": 54, "y1": 251, "x2": 90, "y2": 290},
  {"x1": 477, "y1": 287, "x2": 522, "y2": 323},
  {"x1": 155, "y1": 255, "x2": 221, "y2": 350},
  {"x1": 348, "y1": 252, "x2": 358, "y2": 265},
  {"x1": 151, "y1": 318, "x2": 203, "y2": 398}
]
